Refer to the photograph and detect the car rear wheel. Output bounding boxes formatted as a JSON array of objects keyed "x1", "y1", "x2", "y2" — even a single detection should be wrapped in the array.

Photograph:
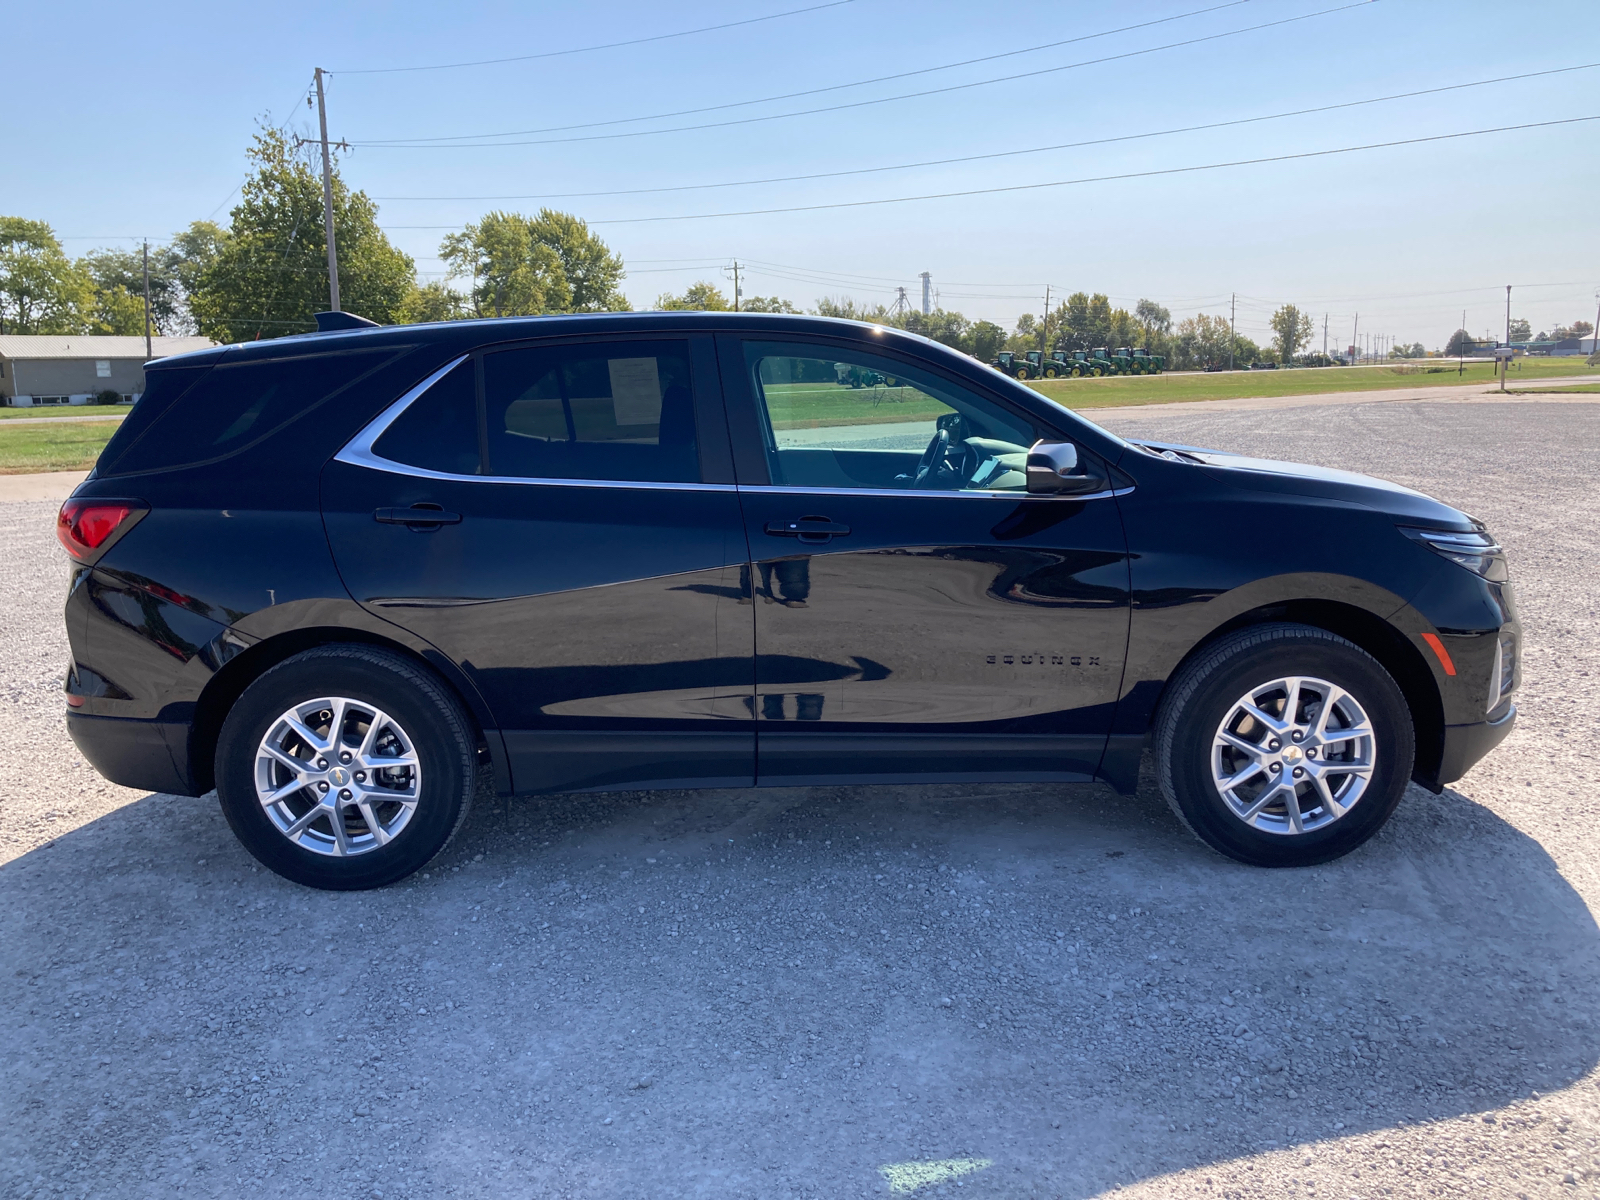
[
  {"x1": 1155, "y1": 623, "x2": 1413, "y2": 867},
  {"x1": 216, "y1": 646, "x2": 475, "y2": 890}
]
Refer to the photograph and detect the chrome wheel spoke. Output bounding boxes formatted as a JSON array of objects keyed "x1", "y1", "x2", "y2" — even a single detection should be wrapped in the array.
[
  {"x1": 1318, "y1": 723, "x2": 1373, "y2": 747},
  {"x1": 1217, "y1": 761, "x2": 1265, "y2": 792},
  {"x1": 1218, "y1": 730, "x2": 1267, "y2": 759},
  {"x1": 282, "y1": 805, "x2": 328, "y2": 841},
  {"x1": 1239, "y1": 781, "x2": 1287, "y2": 824},
  {"x1": 261, "y1": 778, "x2": 309, "y2": 808},
  {"x1": 263, "y1": 743, "x2": 309, "y2": 776},
  {"x1": 1241, "y1": 700, "x2": 1289, "y2": 734},
  {"x1": 357, "y1": 800, "x2": 391, "y2": 846},
  {"x1": 1282, "y1": 785, "x2": 1304, "y2": 834},
  {"x1": 1309, "y1": 771, "x2": 1346, "y2": 820}
]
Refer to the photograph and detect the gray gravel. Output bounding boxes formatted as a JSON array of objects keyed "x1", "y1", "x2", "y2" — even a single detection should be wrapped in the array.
[{"x1": 2, "y1": 398, "x2": 1598, "y2": 1200}]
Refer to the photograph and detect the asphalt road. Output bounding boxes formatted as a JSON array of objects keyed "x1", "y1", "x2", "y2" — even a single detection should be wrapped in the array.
[{"x1": 2, "y1": 397, "x2": 1598, "y2": 1200}]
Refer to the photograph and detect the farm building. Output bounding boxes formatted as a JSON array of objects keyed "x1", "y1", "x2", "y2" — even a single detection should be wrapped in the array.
[{"x1": 0, "y1": 335, "x2": 215, "y2": 406}]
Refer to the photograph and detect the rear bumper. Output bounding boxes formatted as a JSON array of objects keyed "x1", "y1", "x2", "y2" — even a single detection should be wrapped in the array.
[
  {"x1": 1436, "y1": 703, "x2": 1516, "y2": 787},
  {"x1": 66, "y1": 710, "x2": 201, "y2": 796}
]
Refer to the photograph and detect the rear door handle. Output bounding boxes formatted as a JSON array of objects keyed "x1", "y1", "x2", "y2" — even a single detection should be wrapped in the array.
[
  {"x1": 765, "y1": 516, "x2": 850, "y2": 544},
  {"x1": 375, "y1": 506, "x2": 462, "y2": 528}
]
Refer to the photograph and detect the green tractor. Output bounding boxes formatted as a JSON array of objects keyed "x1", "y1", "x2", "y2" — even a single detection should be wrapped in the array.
[
  {"x1": 1088, "y1": 348, "x2": 1126, "y2": 375},
  {"x1": 1028, "y1": 349, "x2": 1078, "y2": 379},
  {"x1": 835, "y1": 362, "x2": 888, "y2": 388},
  {"x1": 991, "y1": 350, "x2": 1038, "y2": 381},
  {"x1": 1125, "y1": 347, "x2": 1165, "y2": 375},
  {"x1": 1047, "y1": 350, "x2": 1094, "y2": 378}
]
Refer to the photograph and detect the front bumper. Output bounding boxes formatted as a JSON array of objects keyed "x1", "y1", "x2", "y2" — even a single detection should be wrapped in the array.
[
  {"x1": 66, "y1": 710, "x2": 201, "y2": 796},
  {"x1": 1436, "y1": 703, "x2": 1516, "y2": 787}
]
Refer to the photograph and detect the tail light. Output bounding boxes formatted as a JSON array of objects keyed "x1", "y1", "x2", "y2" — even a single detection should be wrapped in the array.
[{"x1": 56, "y1": 497, "x2": 148, "y2": 563}]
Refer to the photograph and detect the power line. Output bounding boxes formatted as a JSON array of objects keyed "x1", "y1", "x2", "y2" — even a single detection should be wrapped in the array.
[
  {"x1": 367, "y1": 63, "x2": 1598, "y2": 202},
  {"x1": 561, "y1": 115, "x2": 1598, "y2": 225},
  {"x1": 355, "y1": 0, "x2": 1253, "y2": 145},
  {"x1": 330, "y1": 1, "x2": 855, "y2": 75},
  {"x1": 348, "y1": 1, "x2": 1378, "y2": 150}
]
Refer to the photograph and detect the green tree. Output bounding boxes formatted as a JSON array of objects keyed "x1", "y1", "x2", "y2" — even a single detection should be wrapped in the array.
[
  {"x1": 524, "y1": 209, "x2": 628, "y2": 311},
  {"x1": 968, "y1": 320, "x2": 1006, "y2": 363},
  {"x1": 189, "y1": 128, "x2": 414, "y2": 340},
  {"x1": 442, "y1": 211, "x2": 566, "y2": 316},
  {"x1": 439, "y1": 209, "x2": 627, "y2": 317},
  {"x1": 1135, "y1": 298, "x2": 1172, "y2": 335},
  {"x1": 1269, "y1": 304, "x2": 1315, "y2": 365},
  {"x1": 0, "y1": 217, "x2": 93, "y2": 334},
  {"x1": 655, "y1": 281, "x2": 732, "y2": 311},
  {"x1": 1444, "y1": 328, "x2": 1478, "y2": 356},
  {"x1": 1507, "y1": 318, "x2": 1532, "y2": 342},
  {"x1": 395, "y1": 280, "x2": 469, "y2": 324},
  {"x1": 741, "y1": 295, "x2": 799, "y2": 313}
]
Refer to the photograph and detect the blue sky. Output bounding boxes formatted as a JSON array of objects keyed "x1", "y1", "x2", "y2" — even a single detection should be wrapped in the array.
[{"x1": 6, "y1": 0, "x2": 1597, "y2": 349}]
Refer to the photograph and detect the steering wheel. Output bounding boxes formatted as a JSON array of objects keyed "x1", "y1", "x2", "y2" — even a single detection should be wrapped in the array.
[{"x1": 912, "y1": 427, "x2": 952, "y2": 489}]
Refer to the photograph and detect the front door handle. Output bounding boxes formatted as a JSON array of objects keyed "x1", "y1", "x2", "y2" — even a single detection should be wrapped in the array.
[
  {"x1": 765, "y1": 516, "x2": 850, "y2": 544},
  {"x1": 375, "y1": 505, "x2": 462, "y2": 529}
]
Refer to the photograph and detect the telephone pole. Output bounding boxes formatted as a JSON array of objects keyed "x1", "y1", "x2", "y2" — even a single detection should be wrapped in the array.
[
  {"x1": 314, "y1": 68, "x2": 341, "y2": 313},
  {"x1": 729, "y1": 261, "x2": 742, "y2": 312},
  {"x1": 1322, "y1": 313, "x2": 1328, "y2": 360},
  {"x1": 1351, "y1": 313, "x2": 1359, "y2": 365},
  {"x1": 1459, "y1": 308, "x2": 1466, "y2": 376},
  {"x1": 1502, "y1": 284, "x2": 1511, "y2": 392},
  {"x1": 1229, "y1": 293, "x2": 1236, "y2": 371},
  {"x1": 141, "y1": 240, "x2": 153, "y2": 359},
  {"x1": 1041, "y1": 284, "x2": 1051, "y2": 356},
  {"x1": 919, "y1": 272, "x2": 932, "y2": 316}
]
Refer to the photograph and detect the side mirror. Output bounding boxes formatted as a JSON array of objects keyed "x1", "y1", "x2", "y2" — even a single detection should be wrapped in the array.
[{"x1": 1026, "y1": 440, "x2": 1099, "y2": 495}]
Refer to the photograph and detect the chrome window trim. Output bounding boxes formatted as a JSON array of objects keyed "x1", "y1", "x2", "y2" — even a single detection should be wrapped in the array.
[
  {"x1": 739, "y1": 484, "x2": 1133, "y2": 502},
  {"x1": 333, "y1": 353, "x2": 736, "y2": 494}
]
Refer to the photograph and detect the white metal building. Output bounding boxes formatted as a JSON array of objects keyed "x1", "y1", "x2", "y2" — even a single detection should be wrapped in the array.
[{"x1": 0, "y1": 335, "x2": 215, "y2": 406}]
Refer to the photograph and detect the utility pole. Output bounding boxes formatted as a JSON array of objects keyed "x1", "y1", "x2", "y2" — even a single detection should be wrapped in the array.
[
  {"x1": 919, "y1": 272, "x2": 932, "y2": 316},
  {"x1": 314, "y1": 67, "x2": 341, "y2": 313},
  {"x1": 1351, "y1": 313, "x2": 1359, "y2": 365},
  {"x1": 1459, "y1": 308, "x2": 1466, "y2": 376},
  {"x1": 730, "y1": 260, "x2": 742, "y2": 312},
  {"x1": 1041, "y1": 284, "x2": 1051, "y2": 357},
  {"x1": 1229, "y1": 293, "x2": 1236, "y2": 371},
  {"x1": 141, "y1": 240, "x2": 153, "y2": 359},
  {"x1": 1502, "y1": 284, "x2": 1511, "y2": 392}
]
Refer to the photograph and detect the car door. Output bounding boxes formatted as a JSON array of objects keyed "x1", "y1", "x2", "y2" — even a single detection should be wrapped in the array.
[
  {"x1": 718, "y1": 333, "x2": 1131, "y2": 784},
  {"x1": 321, "y1": 333, "x2": 754, "y2": 794}
]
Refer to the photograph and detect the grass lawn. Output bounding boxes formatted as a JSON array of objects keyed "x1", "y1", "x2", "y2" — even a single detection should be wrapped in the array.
[
  {"x1": 762, "y1": 383, "x2": 949, "y2": 429},
  {"x1": 1025, "y1": 358, "x2": 1600, "y2": 409},
  {"x1": 0, "y1": 421, "x2": 119, "y2": 473},
  {"x1": 0, "y1": 404, "x2": 130, "y2": 420}
]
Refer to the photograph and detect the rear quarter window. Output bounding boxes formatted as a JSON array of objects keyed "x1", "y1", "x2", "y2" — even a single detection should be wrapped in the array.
[{"x1": 97, "y1": 347, "x2": 404, "y2": 477}]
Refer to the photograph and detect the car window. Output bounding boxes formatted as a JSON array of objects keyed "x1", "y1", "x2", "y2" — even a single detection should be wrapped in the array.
[
  {"x1": 98, "y1": 349, "x2": 397, "y2": 476},
  {"x1": 371, "y1": 360, "x2": 480, "y2": 476},
  {"x1": 482, "y1": 341, "x2": 699, "y2": 483},
  {"x1": 741, "y1": 340, "x2": 1041, "y2": 492}
]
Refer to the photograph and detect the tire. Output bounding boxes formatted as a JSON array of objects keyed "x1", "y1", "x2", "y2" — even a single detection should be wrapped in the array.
[
  {"x1": 1154, "y1": 623, "x2": 1413, "y2": 867},
  {"x1": 215, "y1": 645, "x2": 476, "y2": 890}
]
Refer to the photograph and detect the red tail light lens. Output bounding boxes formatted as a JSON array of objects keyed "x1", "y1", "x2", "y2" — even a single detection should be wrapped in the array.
[{"x1": 56, "y1": 498, "x2": 145, "y2": 561}]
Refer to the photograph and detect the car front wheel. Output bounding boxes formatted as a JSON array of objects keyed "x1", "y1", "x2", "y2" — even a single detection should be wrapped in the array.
[
  {"x1": 1155, "y1": 624, "x2": 1414, "y2": 867},
  {"x1": 216, "y1": 645, "x2": 476, "y2": 890}
]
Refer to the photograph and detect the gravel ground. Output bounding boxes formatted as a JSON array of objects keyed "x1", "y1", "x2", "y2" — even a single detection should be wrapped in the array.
[{"x1": 1, "y1": 398, "x2": 1597, "y2": 1200}]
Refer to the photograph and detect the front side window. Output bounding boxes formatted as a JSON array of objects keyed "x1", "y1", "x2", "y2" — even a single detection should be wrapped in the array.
[
  {"x1": 742, "y1": 340, "x2": 1042, "y2": 492},
  {"x1": 483, "y1": 341, "x2": 698, "y2": 483}
]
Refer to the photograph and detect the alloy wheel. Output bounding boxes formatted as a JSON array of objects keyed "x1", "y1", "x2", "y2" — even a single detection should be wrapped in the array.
[
  {"x1": 1210, "y1": 675, "x2": 1376, "y2": 835},
  {"x1": 253, "y1": 696, "x2": 422, "y2": 856}
]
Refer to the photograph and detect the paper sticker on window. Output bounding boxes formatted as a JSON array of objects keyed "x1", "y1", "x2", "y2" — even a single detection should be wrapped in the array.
[
  {"x1": 608, "y1": 357, "x2": 662, "y2": 426},
  {"x1": 96, "y1": 360, "x2": 112, "y2": 377}
]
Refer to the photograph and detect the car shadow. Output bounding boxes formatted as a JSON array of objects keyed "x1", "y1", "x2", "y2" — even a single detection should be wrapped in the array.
[{"x1": 1, "y1": 769, "x2": 1594, "y2": 1199}]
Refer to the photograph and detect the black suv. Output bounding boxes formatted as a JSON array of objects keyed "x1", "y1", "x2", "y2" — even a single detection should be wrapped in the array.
[{"x1": 59, "y1": 313, "x2": 1518, "y2": 889}]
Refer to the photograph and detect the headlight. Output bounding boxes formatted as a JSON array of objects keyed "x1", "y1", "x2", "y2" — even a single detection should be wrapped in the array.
[{"x1": 1399, "y1": 526, "x2": 1509, "y2": 582}]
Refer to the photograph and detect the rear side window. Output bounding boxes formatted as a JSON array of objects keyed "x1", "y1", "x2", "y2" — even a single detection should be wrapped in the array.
[
  {"x1": 100, "y1": 348, "x2": 397, "y2": 476},
  {"x1": 94, "y1": 364, "x2": 213, "y2": 476},
  {"x1": 482, "y1": 341, "x2": 698, "y2": 483},
  {"x1": 372, "y1": 361, "x2": 480, "y2": 476}
]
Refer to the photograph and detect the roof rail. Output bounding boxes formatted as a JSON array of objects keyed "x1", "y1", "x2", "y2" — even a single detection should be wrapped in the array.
[{"x1": 314, "y1": 311, "x2": 381, "y2": 333}]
